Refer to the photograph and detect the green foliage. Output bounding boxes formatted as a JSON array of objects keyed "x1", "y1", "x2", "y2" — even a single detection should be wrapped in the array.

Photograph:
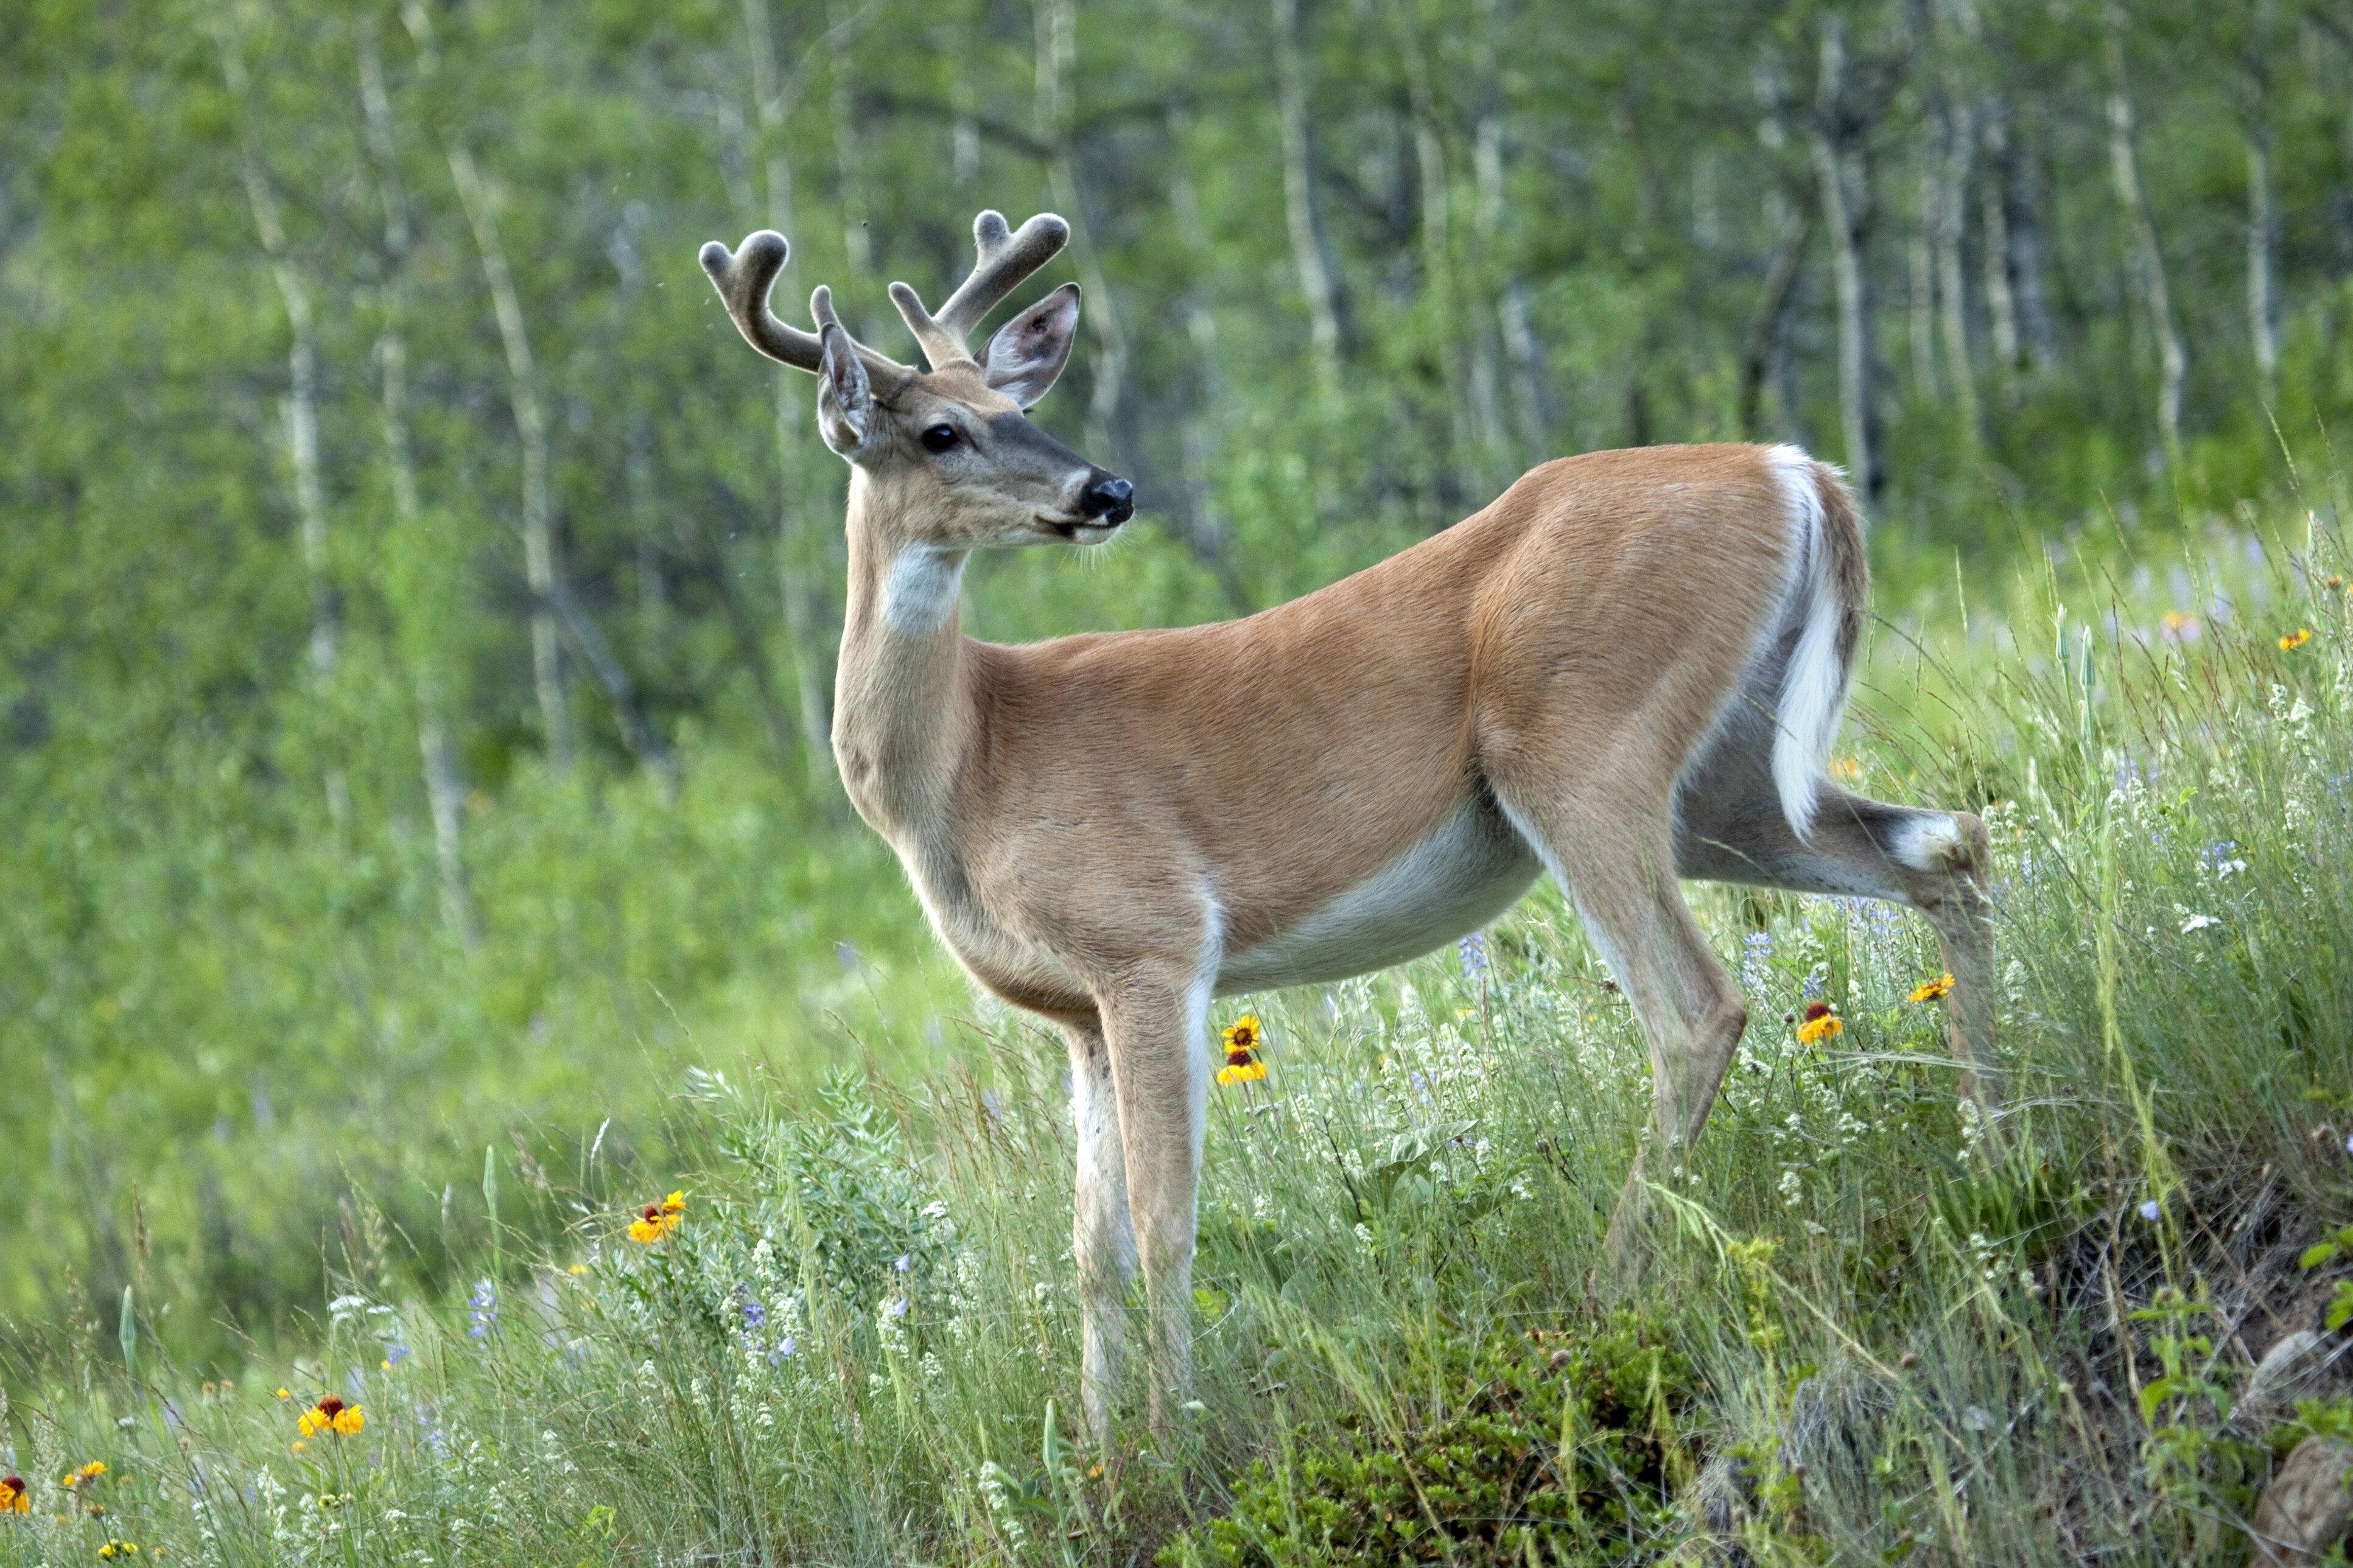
[
  {"x1": 1168, "y1": 1318, "x2": 1695, "y2": 1567},
  {"x1": 9, "y1": 0, "x2": 2353, "y2": 1360}
]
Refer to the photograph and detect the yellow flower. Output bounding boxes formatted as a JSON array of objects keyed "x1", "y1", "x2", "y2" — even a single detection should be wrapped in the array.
[
  {"x1": 2, "y1": 1475, "x2": 28, "y2": 1514},
  {"x1": 628, "y1": 1194, "x2": 684, "y2": 1243},
  {"x1": 275, "y1": 1387, "x2": 290, "y2": 1401},
  {"x1": 1907, "y1": 973, "x2": 1955, "y2": 1003},
  {"x1": 1796, "y1": 1003, "x2": 1842, "y2": 1045},
  {"x1": 1831, "y1": 754, "x2": 1864, "y2": 782},
  {"x1": 1216, "y1": 1015, "x2": 1266, "y2": 1085},
  {"x1": 63, "y1": 1462, "x2": 104, "y2": 1491},
  {"x1": 567, "y1": 1264, "x2": 589, "y2": 1275},
  {"x1": 2281, "y1": 627, "x2": 2313, "y2": 650},
  {"x1": 98, "y1": 1541, "x2": 139, "y2": 1558},
  {"x1": 296, "y1": 1398, "x2": 359, "y2": 1438}
]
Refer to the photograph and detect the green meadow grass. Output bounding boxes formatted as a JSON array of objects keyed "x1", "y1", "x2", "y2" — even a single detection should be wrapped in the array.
[{"x1": 5, "y1": 494, "x2": 2353, "y2": 1566}]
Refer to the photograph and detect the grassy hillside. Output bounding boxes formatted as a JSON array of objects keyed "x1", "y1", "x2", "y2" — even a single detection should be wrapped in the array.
[{"x1": 2, "y1": 489, "x2": 2349, "y2": 1564}]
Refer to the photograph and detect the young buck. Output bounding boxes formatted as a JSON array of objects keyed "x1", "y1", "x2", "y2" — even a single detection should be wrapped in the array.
[{"x1": 700, "y1": 211, "x2": 1995, "y2": 1446}]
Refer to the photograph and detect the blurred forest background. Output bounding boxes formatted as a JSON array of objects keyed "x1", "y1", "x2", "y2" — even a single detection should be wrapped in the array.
[{"x1": 3, "y1": 0, "x2": 2349, "y2": 1360}]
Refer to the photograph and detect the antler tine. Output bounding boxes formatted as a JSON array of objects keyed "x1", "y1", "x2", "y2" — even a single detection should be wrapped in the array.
[
  {"x1": 887, "y1": 280, "x2": 969, "y2": 372},
  {"x1": 698, "y1": 232, "x2": 824, "y2": 371},
  {"x1": 935, "y1": 211, "x2": 1070, "y2": 342}
]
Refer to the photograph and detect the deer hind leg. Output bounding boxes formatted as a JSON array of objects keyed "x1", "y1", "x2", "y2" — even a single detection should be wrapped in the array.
[
  {"x1": 1062, "y1": 1017, "x2": 1135, "y2": 1452},
  {"x1": 1495, "y1": 782, "x2": 1749, "y2": 1276},
  {"x1": 1096, "y1": 965, "x2": 1210, "y2": 1437},
  {"x1": 1675, "y1": 737, "x2": 1997, "y2": 1108}
]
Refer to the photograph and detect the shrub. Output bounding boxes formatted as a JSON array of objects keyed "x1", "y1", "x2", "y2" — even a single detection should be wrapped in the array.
[{"x1": 1168, "y1": 1314, "x2": 1698, "y2": 1566}]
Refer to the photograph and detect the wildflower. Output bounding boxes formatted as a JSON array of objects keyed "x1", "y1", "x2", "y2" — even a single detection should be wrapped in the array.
[
  {"x1": 2327, "y1": 576, "x2": 2344, "y2": 590},
  {"x1": 1908, "y1": 973, "x2": 1955, "y2": 1003},
  {"x1": 380, "y1": 1343, "x2": 410, "y2": 1371},
  {"x1": 2, "y1": 1475, "x2": 26, "y2": 1514},
  {"x1": 275, "y1": 1387, "x2": 290, "y2": 1400},
  {"x1": 1217, "y1": 1015, "x2": 1266, "y2": 1085},
  {"x1": 467, "y1": 1280, "x2": 498, "y2": 1338},
  {"x1": 296, "y1": 1396, "x2": 363, "y2": 1437},
  {"x1": 628, "y1": 1191, "x2": 685, "y2": 1244},
  {"x1": 566, "y1": 1264, "x2": 588, "y2": 1275},
  {"x1": 2281, "y1": 628, "x2": 2313, "y2": 651},
  {"x1": 2179, "y1": 913, "x2": 2221, "y2": 934},
  {"x1": 1740, "y1": 931, "x2": 1772, "y2": 995},
  {"x1": 1457, "y1": 932, "x2": 1488, "y2": 977},
  {"x1": 2138, "y1": 1199, "x2": 2161, "y2": 1222},
  {"x1": 98, "y1": 1542, "x2": 139, "y2": 1558},
  {"x1": 1831, "y1": 755, "x2": 1864, "y2": 782},
  {"x1": 1796, "y1": 1001, "x2": 1842, "y2": 1045}
]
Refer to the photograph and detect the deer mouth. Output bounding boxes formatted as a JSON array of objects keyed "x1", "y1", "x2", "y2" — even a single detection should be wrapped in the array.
[{"x1": 1042, "y1": 514, "x2": 1122, "y2": 542}]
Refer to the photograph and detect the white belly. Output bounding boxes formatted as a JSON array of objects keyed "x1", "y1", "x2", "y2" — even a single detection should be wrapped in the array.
[{"x1": 1215, "y1": 798, "x2": 1541, "y2": 995}]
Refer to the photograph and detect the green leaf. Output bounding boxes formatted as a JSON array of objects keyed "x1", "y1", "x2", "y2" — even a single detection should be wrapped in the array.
[{"x1": 2302, "y1": 1241, "x2": 2340, "y2": 1271}]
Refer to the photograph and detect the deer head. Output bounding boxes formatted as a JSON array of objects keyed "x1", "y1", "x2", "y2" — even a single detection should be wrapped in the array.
[{"x1": 698, "y1": 212, "x2": 1133, "y2": 548}]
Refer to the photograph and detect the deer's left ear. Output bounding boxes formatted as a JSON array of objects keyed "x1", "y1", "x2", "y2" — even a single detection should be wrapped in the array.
[{"x1": 981, "y1": 283, "x2": 1080, "y2": 408}]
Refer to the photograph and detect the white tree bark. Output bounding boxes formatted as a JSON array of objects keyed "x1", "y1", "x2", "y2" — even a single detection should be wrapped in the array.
[
  {"x1": 441, "y1": 142, "x2": 574, "y2": 774},
  {"x1": 1809, "y1": 16, "x2": 1880, "y2": 495},
  {"x1": 2246, "y1": 119, "x2": 2279, "y2": 397},
  {"x1": 360, "y1": 16, "x2": 477, "y2": 950},
  {"x1": 1034, "y1": 0, "x2": 1129, "y2": 458},
  {"x1": 2105, "y1": 1, "x2": 2186, "y2": 462},
  {"x1": 216, "y1": 30, "x2": 336, "y2": 682},
  {"x1": 1272, "y1": 0, "x2": 1343, "y2": 409}
]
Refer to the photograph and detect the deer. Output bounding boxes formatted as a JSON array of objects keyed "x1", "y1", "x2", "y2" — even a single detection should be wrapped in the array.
[{"x1": 698, "y1": 210, "x2": 1995, "y2": 1449}]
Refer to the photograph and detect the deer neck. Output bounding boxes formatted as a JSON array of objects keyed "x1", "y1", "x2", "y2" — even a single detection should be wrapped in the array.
[{"x1": 832, "y1": 480, "x2": 972, "y2": 842}]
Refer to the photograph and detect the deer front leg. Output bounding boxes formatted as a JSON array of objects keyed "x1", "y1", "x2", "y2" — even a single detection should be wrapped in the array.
[
  {"x1": 1062, "y1": 1017, "x2": 1135, "y2": 1452},
  {"x1": 1099, "y1": 968, "x2": 1210, "y2": 1437}
]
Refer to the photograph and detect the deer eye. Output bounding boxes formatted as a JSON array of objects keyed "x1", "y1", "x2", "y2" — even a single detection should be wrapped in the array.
[{"x1": 920, "y1": 424, "x2": 958, "y2": 453}]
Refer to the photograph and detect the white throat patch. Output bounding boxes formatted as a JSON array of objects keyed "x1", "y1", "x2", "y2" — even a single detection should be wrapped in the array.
[{"x1": 882, "y1": 548, "x2": 966, "y2": 634}]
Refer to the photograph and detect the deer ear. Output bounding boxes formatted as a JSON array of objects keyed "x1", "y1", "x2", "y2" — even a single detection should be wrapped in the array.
[
  {"x1": 981, "y1": 283, "x2": 1080, "y2": 408},
  {"x1": 816, "y1": 323, "x2": 872, "y2": 456}
]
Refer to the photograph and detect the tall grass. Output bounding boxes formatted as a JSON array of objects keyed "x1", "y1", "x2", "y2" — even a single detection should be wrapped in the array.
[{"x1": 5, "y1": 496, "x2": 2352, "y2": 1566}]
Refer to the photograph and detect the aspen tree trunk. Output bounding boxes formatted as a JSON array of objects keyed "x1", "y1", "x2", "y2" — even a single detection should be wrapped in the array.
[
  {"x1": 743, "y1": 0, "x2": 838, "y2": 787},
  {"x1": 1907, "y1": 182, "x2": 1941, "y2": 402},
  {"x1": 1466, "y1": 0, "x2": 1510, "y2": 488},
  {"x1": 1387, "y1": 0, "x2": 1477, "y2": 510},
  {"x1": 441, "y1": 143, "x2": 573, "y2": 774},
  {"x1": 358, "y1": 18, "x2": 477, "y2": 951},
  {"x1": 1034, "y1": 0, "x2": 1129, "y2": 459},
  {"x1": 2105, "y1": 1, "x2": 2186, "y2": 463},
  {"x1": 1271, "y1": 0, "x2": 1344, "y2": 410},
  {"x1": 1167, "y1": 114, "x2": 1254, "y2": 616},
  {"x1": 216, "y1": 35, "x2": 337, "y2": 682},
  {"x1": 2243, "y1": 1, "x2": 2281, "y2": 400},
  {"x1": 1498, "y1": 282, "x2": 1551, "y2": 460},
  {"x1": 1978, "y1": 110, "x2": 2021, "y2": 394},
  {"x1": 1932, "y1": 0, "x2": 1980, "y2": 439},
  {"x1": 1808, "y1": 16, "x2": 1881, "y2": 496},
  {"x1": 2246, "y1": 117, "x2": 2280, "y2": 397},
  {"x1": 1739, "y1": 203, "x2": 1812, "y2": 439},
  {"x1": 1935, "y1": 103, "x2": 1979, "y2": 440}
]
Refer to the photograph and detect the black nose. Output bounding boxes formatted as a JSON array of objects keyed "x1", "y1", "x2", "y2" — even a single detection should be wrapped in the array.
[{"x1": 1080, "y1": 474, "x2": 1134, "y2": 525}]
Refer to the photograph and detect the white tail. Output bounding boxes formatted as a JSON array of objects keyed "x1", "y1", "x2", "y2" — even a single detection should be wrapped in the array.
[
  {"x1": 698, "y1": 216, "x2": 1995, "y2": 1454},
  {"x1": 1764, "y1": 443, "x2": 1864, "y2": 838}
]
